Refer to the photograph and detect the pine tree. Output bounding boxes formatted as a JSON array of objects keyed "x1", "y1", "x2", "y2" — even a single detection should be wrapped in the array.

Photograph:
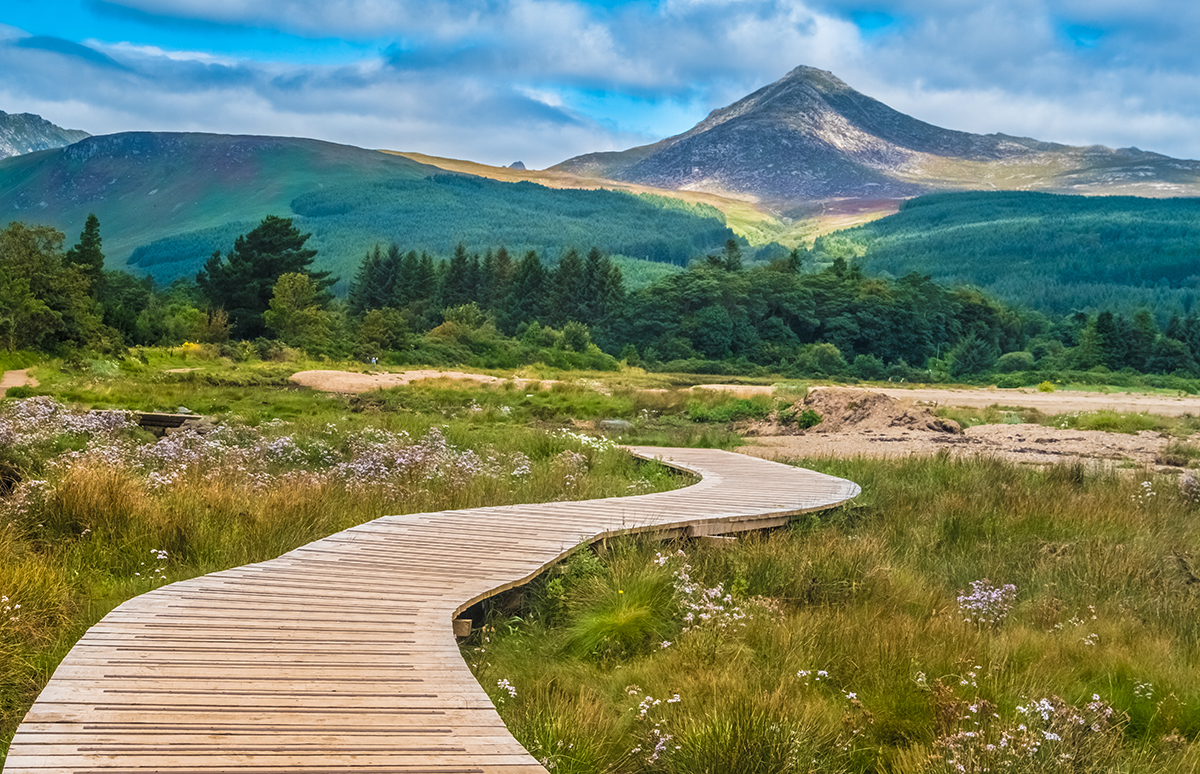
[
  {"x1": 196, "y1": 215, "x2": 332, "y2": 339},
  {"x1": 499, "y1": 251, "x2": 546, "y2": 334},
  {"x1": 394, "y1": 250, "x2": 419, "y2": 308},
  {"x1": 348, "y1": 245, "x2": 384, "y2": 317},
  {"x1": 487, "y1": 246, "x2": 514, "y2": 313},
  {"x1": 722, "y1": 239, "x2": 743, "y2": 272},
  {"x1": 1095, "y1": 311, "x2": 1125, "y2": 368},
  {"x1": 548, "y1": 248, "x2": 586, "y2": 325},
  {"x1": 415, "y1": 253, "x2": 438, "y2": 300},
  {"x1": 65, "y1": 213, "x2": 105, "y2": 288},
  {"x1": 439, "y1": 244, "x2": 476, "y2": 311}
]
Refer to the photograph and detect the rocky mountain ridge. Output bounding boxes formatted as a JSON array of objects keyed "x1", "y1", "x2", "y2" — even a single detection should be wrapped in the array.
[
  {"x1": 553, "y1": 66, "x2": 1200, "y2": 207},
  {"x1": 0, "y1": 110, "x2": 90, "y2": 159}
]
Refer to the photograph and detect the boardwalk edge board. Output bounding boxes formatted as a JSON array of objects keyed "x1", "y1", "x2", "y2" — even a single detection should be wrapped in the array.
[{"x1": 6, "y1": 446, "x2": 860, "y2": 773}]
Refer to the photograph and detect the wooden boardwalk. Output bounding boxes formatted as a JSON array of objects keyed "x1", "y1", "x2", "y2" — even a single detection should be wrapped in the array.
[{"x1": 6, "y1": 447, "x2": 860, "y2": 774}]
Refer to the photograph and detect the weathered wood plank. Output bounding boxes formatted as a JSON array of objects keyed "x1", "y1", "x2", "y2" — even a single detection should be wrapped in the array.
[{"x1": 6, "y1": 446, "x2": 858, "y2": 773}]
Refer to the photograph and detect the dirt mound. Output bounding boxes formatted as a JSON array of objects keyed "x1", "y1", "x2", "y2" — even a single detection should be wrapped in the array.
[{"x1": 797, "y1": 387, "x2": 961, "y2": 434}]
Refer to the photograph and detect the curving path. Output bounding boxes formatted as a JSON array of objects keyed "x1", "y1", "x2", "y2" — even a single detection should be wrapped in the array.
[{"x1": 6, "y1": 447, "x2": 860, "y2": 774}]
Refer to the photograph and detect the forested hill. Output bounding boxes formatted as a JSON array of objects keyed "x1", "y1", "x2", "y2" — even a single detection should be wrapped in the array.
[
  {"x1": 0, "y1": 131, "x2": 740, "y2": 284},
  {"x1": 814, "y1": 192, "x2": 1200, "y2": 319}
]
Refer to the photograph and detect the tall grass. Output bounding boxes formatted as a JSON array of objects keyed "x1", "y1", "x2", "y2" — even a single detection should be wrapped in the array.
[
  {"x1": 0, "y1": 396, "x2": 684, "y2": 764},
  {"x1": 474, "y1": 454, "x2": 1200, "y2": 773}
]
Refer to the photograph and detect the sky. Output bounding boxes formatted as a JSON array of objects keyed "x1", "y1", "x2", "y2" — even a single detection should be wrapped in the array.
[{"x1": 1, "y1": 0, "x2": 1198, "y2": 169}]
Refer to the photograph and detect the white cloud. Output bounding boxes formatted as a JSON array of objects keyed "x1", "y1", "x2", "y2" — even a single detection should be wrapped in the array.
[
  {"x1": 7, "y1": 0, "x2": 1200, "y2": 163},
  {"x1": 93, "y1": 40, "x2": 241, "y2": 66}
]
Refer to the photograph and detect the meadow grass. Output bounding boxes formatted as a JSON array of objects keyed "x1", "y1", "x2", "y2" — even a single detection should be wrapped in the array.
[
  {"x1": 0, "y1": 389, "x2": 688, "y2": 764},
  {"x1": 472, "y1": 454, "x2": 1200, "y2": 773}
]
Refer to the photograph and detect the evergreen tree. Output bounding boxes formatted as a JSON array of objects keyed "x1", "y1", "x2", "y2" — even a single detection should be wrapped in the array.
[
  {"x1": 499, "y1": 251, "x2": 546, "y2": 334},
  {"x1": 1146, "y1": 336, "x2": 1198, "y2": 375},
  {"x1": 948, "y1": 333, "x2": 998, "y2": 377},
  {"x1": 480, "y1": 249, "x2": 496, "y2": 309},
  {"x1": 415, "y1": 253, "x2": 438, "y2": 300},
  {"x1": 489, "y1": 247, "x2": 514, "y2": 311},
  {"x1": 1128, "y1": 310, "x2": 1158, "y2": 371},
  {"x1": 548, "y1": 248, "x2": 586, "y2": 325},
  {"x1": 465, "y1": 251, "x2": 482, "y2": 305},
  {"x1": 1095, "y1": 311, "x2": 1125, "y2": 368},
  {"x1": 722, "y1": 239, "x2": 743, "y2": 272},
  {"x1": 65, "y1": 213, "x2": 105, "y2": 288},
  {"x1": 439, "y1": 244, "x2": 476, "y2": 311},
  {"x1": 196, "y1": 215, "x2": 332, "y2": 339},
  {"x1": 395, "y1": 250, "x2": 420, "y2": 308},
  {"x1": 348, "y1": 245, "x2": 384, "y2": 317}
]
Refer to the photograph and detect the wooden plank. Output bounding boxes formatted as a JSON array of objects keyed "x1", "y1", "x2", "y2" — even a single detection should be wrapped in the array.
[{"x1": 6, "y1": 446, "x2": 859, "y2": 774}]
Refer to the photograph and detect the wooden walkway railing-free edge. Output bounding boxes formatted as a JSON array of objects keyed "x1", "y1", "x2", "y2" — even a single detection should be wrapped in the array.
[{"x1": 5, "y1": 446, "x2": 860, "y2": 774}]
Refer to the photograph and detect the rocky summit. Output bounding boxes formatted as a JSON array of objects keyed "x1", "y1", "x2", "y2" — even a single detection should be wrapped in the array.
[
  {"x1": 0, "y1": 110, "x2": 90, "y2": 160},
  {"x1": 553, "y1": 66, "x2": 1200, "y2": 207}
]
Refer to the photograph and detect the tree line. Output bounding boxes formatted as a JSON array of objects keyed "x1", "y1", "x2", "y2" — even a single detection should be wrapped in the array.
[
  {"x1": 7, "y1": 213, "x2": 1200, "y2": 385},
  {"x1": 820, "y1": 191, "x2": 1200, "y2": 320}
]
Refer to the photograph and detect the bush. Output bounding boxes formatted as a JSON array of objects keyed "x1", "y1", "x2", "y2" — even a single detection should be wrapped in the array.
[
  {"x1": 949, "y1": 334, "x2": 998, "y2": 377},
  {"x1": 687, "y1": 396, "x2": 773, "y2": 423},
  {"x1": 851, "y1": 354, "x2": 887, "y2": 381},
  {"x1": 791, "y1": 342, "x2": 848, "y2": 377}
]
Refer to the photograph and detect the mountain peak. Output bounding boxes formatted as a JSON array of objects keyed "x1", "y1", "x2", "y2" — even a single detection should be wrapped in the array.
[
  {"x1": 0, "y1": 110, "x2": 90, "y2": 160},
  {"x1": 552, "y1": 66, "x2": 1200, "y2": 206},
  {"x1": 781, "y1": 65, "x2": 847, "y2": 88}
]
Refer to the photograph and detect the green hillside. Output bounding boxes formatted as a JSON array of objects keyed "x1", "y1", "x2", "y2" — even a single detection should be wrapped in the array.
[
  {"x1": 0, "y1": 132, "x2": 739, "y2": 286},
  {"x1": 814, "y1": 192, "x2": 1200, "y2": 319}
]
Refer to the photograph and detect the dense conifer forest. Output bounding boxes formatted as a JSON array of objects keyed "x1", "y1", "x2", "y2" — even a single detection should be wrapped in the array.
[
  {"x1": 814, "y1": 191, "x2": 1200, "y2": 319},
  {"x1": 125, "y1": 175, "x2": 743, "y2": 283}
]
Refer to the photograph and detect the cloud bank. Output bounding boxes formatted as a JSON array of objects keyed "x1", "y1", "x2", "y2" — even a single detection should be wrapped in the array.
[{"x1": 0, "y1": 0, "x2": 1197, "y2": 167}]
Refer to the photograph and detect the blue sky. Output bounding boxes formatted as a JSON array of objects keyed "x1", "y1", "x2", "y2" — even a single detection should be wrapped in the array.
[{"x1": 2, "y1": 0, "x2": 1199, "y2": 168}]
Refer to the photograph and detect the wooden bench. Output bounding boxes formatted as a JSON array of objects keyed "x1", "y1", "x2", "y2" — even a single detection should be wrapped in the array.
[{"x1": 135, "y1": 412, "x2": 199, "y2": 434}]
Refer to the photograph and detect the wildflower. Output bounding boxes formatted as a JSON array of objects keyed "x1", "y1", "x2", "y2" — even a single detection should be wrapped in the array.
[{"x1": 957, "y1": 579, "x2": 1017, "y2": 627}]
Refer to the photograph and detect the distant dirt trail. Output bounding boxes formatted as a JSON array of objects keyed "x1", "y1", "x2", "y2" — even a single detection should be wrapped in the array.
[
  {"x1": 0, "y1": 368, "x2": 36, "y2": 398},
  {"x1": 696, "y1": 383, "x2": 1200, "y2": 417},
  {"x1": 843, "y1": 385, "x2": 1200, "y2": 417},
  {"x1": 290, "y1": 369, "x2": 558, "y2": 393}
]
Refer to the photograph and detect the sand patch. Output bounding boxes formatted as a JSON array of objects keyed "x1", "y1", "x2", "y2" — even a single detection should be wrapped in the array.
[
  {"x1": 0, "y1": 369, "x2": 37, "y2": 398},
  {"x1": 693, "y1": 382, "x2": 1200, "y2": 417},
  {"x1": 290, "y1": 369, "x2": 557, "y2": 393},
  {"x1": 739, "y1": 387, "x2": 1183, "y2": 469}
]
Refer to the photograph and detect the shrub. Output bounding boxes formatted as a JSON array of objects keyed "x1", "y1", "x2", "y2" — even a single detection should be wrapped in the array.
[{"x1": 996, "y1": 351, "x2": 1036, "y2": 373}]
